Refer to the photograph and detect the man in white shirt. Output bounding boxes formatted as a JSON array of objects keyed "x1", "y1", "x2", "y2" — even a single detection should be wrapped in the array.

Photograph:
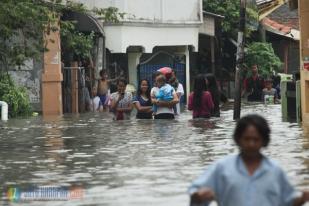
[{"x1": 170, "y1": 70, "x2": 184, "y2": 115}]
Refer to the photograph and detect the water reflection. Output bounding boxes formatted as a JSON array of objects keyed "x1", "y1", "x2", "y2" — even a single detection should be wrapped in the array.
[{"x1": 0, "y1": 104, "x2": 308, "y2": 206}]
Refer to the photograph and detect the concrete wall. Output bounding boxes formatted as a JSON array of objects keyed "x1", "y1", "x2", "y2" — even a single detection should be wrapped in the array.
[
  {"x1": 9, "y1": 58, "x2": 42, "y2": 111},
  {"x1": 74, "y1": 0, "x2": 202, "y2": 23},
  {"x1": 104, "y1": 26, "x2": 200, "y2": 53}
]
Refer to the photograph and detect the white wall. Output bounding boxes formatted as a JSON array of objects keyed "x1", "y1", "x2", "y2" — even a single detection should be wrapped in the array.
[
  {"x1": 72, "y1": 0, "x2": 202, "y2": 23},
  {"x1": 105, "y1": 26, "x2": 199, "y2": 53}
]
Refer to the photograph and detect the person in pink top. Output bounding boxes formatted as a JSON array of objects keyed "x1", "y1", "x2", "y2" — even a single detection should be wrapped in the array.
[{"x1": 188, "y1": 74, "x2": 214, "y2": 119}]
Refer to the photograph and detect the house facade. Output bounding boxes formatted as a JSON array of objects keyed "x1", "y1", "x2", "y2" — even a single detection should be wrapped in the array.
[{"x1": 73, "y1": 0, "x2": 203, "y2": 100}]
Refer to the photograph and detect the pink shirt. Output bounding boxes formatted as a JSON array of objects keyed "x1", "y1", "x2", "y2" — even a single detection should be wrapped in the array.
[{"x1": 188, "y1": 91, "x2": 214, "y2": 118}]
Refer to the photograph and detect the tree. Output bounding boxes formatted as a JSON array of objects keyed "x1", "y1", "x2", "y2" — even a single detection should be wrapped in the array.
[
  {"x1": 245, "y1": 42, "x2": 282, "y2": 78},
  {"x1": 0, "y1": 0, "x2": 124, "y2": 117},
  {"x1": 0, "y1": 0, "x2": 124, "y2": 71},
  {"x1": 203, "y1": 0, "x2": 258, "y2": 39}
]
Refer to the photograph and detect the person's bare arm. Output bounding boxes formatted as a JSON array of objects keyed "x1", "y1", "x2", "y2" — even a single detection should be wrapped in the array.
[
  {"x1": 110, "y1": 94, "x2": 123, "y2": 110},
  {"x1": 133, "y1": 102, "x2": 152, "y2": 112},
  {"x1": 293, "y1": 191, "x2": 309, "y2": 206},
  {"x1": 190, "y1": 188, "x2": 215, "y2": 204},
  {"x1": 156, "y1": 93, "x2": 179, "y2": 108},
  {"x1": 117, "y1": 102, "x2": 133, "y2": 112}
]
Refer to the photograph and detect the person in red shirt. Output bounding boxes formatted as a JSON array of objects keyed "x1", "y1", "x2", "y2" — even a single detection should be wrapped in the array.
[
  {"x1": 242, "y1": 64, "x2": 264, "y2": 102},
  {"x1": 188, "y1": 74, "x2": 214, "y2": 119}
]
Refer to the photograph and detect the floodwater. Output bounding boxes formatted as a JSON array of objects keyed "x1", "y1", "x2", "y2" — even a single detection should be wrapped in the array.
[{"x1": 0, "y1": 104, "x2": 308, "y2": 206}]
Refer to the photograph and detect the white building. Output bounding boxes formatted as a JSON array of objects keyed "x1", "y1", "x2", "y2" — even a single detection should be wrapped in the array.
[{"x1": 71, "y1": 0, "x2": 203, "y2": 99}]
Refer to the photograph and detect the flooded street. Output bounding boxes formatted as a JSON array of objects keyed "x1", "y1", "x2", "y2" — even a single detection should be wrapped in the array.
[{"x1": 0, "y1": 104, "x2": 308, "y2": 206}]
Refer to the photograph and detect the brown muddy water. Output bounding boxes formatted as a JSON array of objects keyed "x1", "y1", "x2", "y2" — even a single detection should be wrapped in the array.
[{"x1": 0, "y1": 104, "x2": 308, "y2": 206}]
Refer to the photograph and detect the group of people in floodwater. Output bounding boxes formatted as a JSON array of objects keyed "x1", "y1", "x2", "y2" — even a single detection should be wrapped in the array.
[
  {"x1": 86, "y1": 67, "x2": 227, "y2": 120},
  {"x1": 86, "y1": 63, "x2": 282, "y2": 120},
  {"x1": 242, "y1": 64, "x2": 281, "y2": 104},
  {"x1": 82, "y1": 66, "x2": 309, "y2": 205}
]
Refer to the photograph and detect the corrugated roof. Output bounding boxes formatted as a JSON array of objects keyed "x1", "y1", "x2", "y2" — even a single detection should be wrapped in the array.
[
  {"x1": 256, "y1": 0, "x2": 276, "y2": 6},
  {"x1": 257, "y1": 0, "x2": 287, "y2": 20}
]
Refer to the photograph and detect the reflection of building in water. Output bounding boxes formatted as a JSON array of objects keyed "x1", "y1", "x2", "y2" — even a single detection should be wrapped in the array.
[{"x1": 43, "y1": 117, "x2": 65, "y2": 166}]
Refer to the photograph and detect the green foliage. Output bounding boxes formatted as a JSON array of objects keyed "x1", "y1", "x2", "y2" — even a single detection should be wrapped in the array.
[
  {"x1": 60, "y1": 21, "x2": 95, "y2": 60},
  {"x1": 203, "y1": 0, "x2": 259, "y2": 38},
  {"x1": 0, "y1": 0, "x2": 123, "y2": 71},
  {"x1": 0, "y1": 73, "x2": 32, "y2": 117},
  {"x1": 245, "y1": 42, "x2": 282, "y2": 78},
  {"x1": 93, "y1": 7, "x2": 126, "y2": 23}
]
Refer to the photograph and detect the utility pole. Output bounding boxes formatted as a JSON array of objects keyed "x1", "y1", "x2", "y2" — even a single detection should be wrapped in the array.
[{"x1": 233, "y1": 0, "x2": 246, "y2": 120}]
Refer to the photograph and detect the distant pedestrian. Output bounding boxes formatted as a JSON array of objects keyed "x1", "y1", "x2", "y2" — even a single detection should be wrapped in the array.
[
  {"x1": 110, "y1": 78, "x2": 133, "y2": 120},
  {"x1": 205, "y1": 74, "x2": 224, "y2": 117},
  {"x1": 262, "y1": 79, "x2": 278, "y2": 104},
  {"x1": 89, "y1": 86, "x2": 102, "y2": 112},
  {"x1": 133, "y1": 79, "x2": 153, "y2": 119},
  {"x1": 152, "y1": 75, "x2": 174, "y2": 114},
  {"x1": 188, "y1": 74, "x2": 214, "y2": 119},
  {"x1": 189, "y1": 114, "x2": 309, "y2": 206},
  {"x1": 242, "y1": 65, "x2": 264, "y2": 102},
  {"x1": 169, "y1": 69, "x2": 184, "y2": 115},
  {"x1": 97, "y1": 69, "x2": 110, "y2": 111},
  {"x1": 151, "y1": 73, "x2": 179, "y2": 119}
]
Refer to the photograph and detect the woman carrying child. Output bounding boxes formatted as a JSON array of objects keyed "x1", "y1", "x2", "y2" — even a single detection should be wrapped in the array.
[
  {"x1": 133, "y1": 79, "x2": 153, "y2": 119},
  {"x1": 151, "y1": 73, "x2": 179, "y2": 120}
]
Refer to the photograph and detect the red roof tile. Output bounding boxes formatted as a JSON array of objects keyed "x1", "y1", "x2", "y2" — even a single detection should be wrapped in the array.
[{"x1": 262, "y1": 17, "x2": 292, "y2": 34}]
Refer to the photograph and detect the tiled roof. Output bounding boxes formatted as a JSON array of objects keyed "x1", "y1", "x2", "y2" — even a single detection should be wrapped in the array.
[
  {"x1": 266, "y1": 3, "x2": 299, "y2": 30},
  {"x1": 262, "y1": 17, "x2": 292, "y2": 34}
]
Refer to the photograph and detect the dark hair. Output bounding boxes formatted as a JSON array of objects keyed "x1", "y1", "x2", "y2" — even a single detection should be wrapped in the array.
[
  {"x1": 153, "y1": 71, "x2": 162, "y2": 84},
  {"x1": 193, "y1": 74, "x2": 208, "y2": 109},
  {"x1": 205, "y1": 74, "x2": 220, "y2": 110},
  {"x1": 156, "y1": 74, "x2": 167, "y2": 84},
  {"x1": 117, "y1": 78, "x2": 127, "y2": 86},
  {"x1": 99, "y1": 69, "x2": 107, "y2": 77},
  {"x1": 172, "y1": 69, "x2": 177, "y2": 76},
  {"x1": 233, "y1": 114, "x2": 271, "y2": 147},
  {"x1": 137, "y1": 79, "x2": 151, "y2": 100}
]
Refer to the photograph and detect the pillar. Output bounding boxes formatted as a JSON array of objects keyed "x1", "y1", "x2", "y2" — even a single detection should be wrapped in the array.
[
  {"x1": 42, "y1": 24, "x2": 63, "y2": 116},
  {"x1": 71, "y1": 62, "x2": 79, "y2": 114},
  {"x1": 185, "y1": 46, "x2": 191, "y2": 102},
  {"x1": 128, "y1": 52, "x2": 142, "y2": 88},
  {"x1": 299, "y1": 0, "x2": 309, "y2": 125},
  {"x1": 96, "y1": 36, "x2": 104, "y2": 79}
]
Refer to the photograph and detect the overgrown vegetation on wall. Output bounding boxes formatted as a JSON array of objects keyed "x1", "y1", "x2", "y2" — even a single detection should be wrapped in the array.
[
  {"x1": 0, "y1": 73, "x2": 32, "y2": 117},
  {"x1": 0, "y1": 0, "x2": 124, "y2": 72},
  {"x1": 0, "y1": 0, "x2": 124, "y2": 117}
]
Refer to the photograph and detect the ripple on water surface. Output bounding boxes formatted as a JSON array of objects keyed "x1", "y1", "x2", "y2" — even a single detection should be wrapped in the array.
[{"x1": 0, "y1": 104, "x2": 308, "y2": 206}]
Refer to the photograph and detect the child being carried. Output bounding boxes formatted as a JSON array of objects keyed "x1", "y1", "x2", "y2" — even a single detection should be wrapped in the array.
[{"x1": 152, "y1": 75, "x2": 175, "y2": 114}]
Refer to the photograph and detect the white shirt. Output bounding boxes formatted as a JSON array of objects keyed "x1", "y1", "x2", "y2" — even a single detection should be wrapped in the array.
[
  {"x1": 175, "y1": 83, "x2": 184, "y2": 115},
  {"x1": 151, "y1": 87, "x2": 176, "y2": 115},
  {"x1": 89, "y1": 96, "x2": 101, "y2": 112},
  {"x1": 110, "y1": 92, "x2": 133, "y2": 120}
]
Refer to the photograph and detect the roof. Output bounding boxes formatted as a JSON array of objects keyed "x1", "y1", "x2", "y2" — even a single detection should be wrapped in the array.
[
  {"x1": 203, "y1": 11, "x2": 224, "y2": 19},
  {"x1": 261, "y1": 2, "x2": 299, "y2": 40},
  {"x1": 257, "y1": 0, "x2": 286, "y2": 20},
  {"x1": 267, "y1": 3, "x2": 299, "y2": 30}
]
